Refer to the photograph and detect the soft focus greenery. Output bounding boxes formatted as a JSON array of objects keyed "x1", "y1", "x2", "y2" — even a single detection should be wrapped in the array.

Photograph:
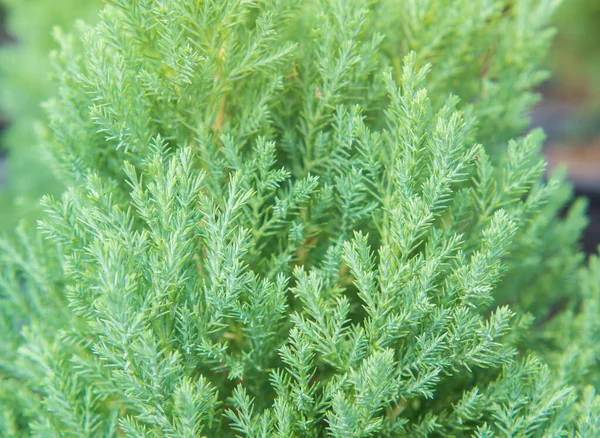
[
  {"x1": 0, "y1": 0, "x2": 100, "y2": 230},
  {"x1": 552, "y1": 0, "x2": 600, "y2": 99},
  {"x1": 546, "y1": 0, "x2": 600, "y2": 141}
]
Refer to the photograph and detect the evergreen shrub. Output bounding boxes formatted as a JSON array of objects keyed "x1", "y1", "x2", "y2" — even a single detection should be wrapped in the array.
[{"x1": 1, "y1": 1, "x2": 599, "y2": 436}]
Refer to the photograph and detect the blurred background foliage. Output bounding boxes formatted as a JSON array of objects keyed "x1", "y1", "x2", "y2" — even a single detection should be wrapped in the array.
[
  {"x1": 550, "y1": 0, "x2": 600, "y2": 115},
  {"x1": 534, "y1": 0, "x2": 600, "y2": 147},
  {"x1": 0, "y1": 0, "x2": 101, "y2": 231},
  {"x1": 537, "y1": 0, "x2": 600, "y2": 253}
]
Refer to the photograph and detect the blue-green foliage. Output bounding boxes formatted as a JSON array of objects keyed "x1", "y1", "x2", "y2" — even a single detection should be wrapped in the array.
[{"x1": 1, "y1": 0, "x2": 598, "y2": 436}]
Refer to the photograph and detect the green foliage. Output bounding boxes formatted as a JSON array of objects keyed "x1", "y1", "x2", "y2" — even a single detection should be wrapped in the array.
[
  {"x1": 547, "y1": 0, "x2": 600, "y2": 139},
  {"x1": 551, "y1": 0, "x2": 600, "y2": 102},
  {"x1": 1, "y1": 0, "x2": 598, "y2": 436},
  {"x1": 0, "y1": 0, "x2": 101, "y2": 230}
]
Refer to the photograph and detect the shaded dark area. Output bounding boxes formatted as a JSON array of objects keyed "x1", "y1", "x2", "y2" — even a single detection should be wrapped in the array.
[
  {"x1": 0, "y1": 5, "x2": 13, "y2": 188},
  {"x1": 578, "y1": 188, "x2": 600, "y2": 254},
  {"x1": 0, "y1": 147, "x2": 6, "y2": 187},
  {"x1": 533, "y1": 80, "x2": 600, "y2": 255},
  {"x1": 0, "y1": 7, "x2": 12, "y2": 43},
  {"x1": 532, "y1": 111, "x2": 600, "y2": 253},
  {"x1": 0, "y1": 15, "x2": 6, "y2": 187}
]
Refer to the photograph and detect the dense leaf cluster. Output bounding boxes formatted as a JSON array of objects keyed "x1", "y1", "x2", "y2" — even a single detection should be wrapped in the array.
[{"x1": 1, "y1": 0, "x2": 599, "y2": 436}]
